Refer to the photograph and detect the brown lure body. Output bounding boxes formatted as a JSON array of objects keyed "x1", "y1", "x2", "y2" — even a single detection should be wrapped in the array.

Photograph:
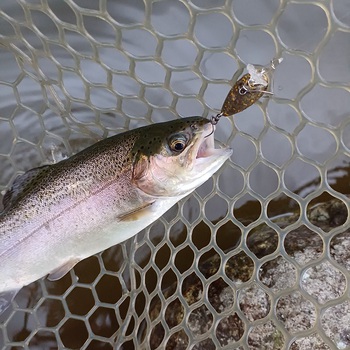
[
  {"x1": 220, "y1": 73, "x2": 267, "y2": 117},
  {"x1": 212, "y1": 58, "x2": 282, "y2": 124}
]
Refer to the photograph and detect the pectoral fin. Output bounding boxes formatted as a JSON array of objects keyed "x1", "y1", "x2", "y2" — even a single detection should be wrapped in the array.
[
  {"x1": 118, "y1": 202, "x2": 155, "y2": 222},
  {"x1": 0, "y1": 289, "x2": 19, "y2": 316},
  {"x1": 47, "y1": 258, "x2": 80, "y2": 281}
]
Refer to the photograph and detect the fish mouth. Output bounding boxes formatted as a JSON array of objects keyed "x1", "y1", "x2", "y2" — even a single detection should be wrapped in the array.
[{"x1": 195, "y1": 123, "x2": 230, "y2": 160}]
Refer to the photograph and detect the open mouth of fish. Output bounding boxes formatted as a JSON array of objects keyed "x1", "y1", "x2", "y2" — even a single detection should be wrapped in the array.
[{"x1": 195, "y1": 123, "x2": 227, "y2": 160}]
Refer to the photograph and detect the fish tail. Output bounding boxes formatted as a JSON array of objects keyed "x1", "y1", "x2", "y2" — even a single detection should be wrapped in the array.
[{"x1": 0, "y1": 289, "x2": 18, "y2": 316}]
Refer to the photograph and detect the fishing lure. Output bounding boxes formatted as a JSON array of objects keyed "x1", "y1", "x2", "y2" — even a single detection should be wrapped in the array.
[{"x1": 211, "y1": 58, "x2": 282, "y2": 125}]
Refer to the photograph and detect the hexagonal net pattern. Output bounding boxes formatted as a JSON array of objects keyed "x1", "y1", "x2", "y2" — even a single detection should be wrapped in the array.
[{"x1": 0, "y1": 0, "x2": 349, "y2": 349}]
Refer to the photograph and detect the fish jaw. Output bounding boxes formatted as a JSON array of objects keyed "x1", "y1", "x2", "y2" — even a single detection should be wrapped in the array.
[
  {"x1": 181, "y1": 122, "x2": 232, "y2": 193},
  {"x1": 133, "y1": 120, "x2": 232, "y2": 197}
]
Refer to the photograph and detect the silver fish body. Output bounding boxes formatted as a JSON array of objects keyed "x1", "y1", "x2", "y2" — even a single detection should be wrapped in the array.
[{"x1": 0, "y1": 117, "x2": 232, "y2": 294}]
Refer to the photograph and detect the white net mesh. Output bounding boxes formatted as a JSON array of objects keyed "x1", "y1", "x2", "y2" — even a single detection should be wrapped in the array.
[{"x1": 0, "y1": 0, "x2": 349, "y2": 349}]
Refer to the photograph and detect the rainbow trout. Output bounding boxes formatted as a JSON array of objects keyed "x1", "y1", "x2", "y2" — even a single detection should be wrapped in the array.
[{"x1": 0, "y1": 117, "x2": 231, "y2": 310}]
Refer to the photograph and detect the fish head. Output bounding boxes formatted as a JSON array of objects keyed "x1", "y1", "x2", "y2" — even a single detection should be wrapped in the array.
[{"x1": 132, "y1": 117, "x2": 232, "y2": 197}]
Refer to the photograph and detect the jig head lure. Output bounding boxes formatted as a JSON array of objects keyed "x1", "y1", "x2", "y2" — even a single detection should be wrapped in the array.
[{"x1": 211, "y1": 58, "x2": 282, "y2": 125}]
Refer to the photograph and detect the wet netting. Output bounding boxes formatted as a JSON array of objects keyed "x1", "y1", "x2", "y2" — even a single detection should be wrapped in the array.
[{"x1": 0, "y1": 0, "x2": 350, "y2": 349}]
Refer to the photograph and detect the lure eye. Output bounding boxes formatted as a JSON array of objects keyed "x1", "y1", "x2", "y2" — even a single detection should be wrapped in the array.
[
  {"x1": 169, "y1": 134, "x2": 187, "y2": 153},
  {"x1": 239, "y1": 84, "x2": 248, "y2": 95}
]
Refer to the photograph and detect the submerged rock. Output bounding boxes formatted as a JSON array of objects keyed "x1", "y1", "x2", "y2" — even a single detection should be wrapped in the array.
[{"x1": 143, "y1": 199, "x2": 349, "y2": 350}]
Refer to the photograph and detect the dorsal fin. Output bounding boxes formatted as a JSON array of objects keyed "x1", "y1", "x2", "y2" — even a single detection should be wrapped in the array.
[{"x1": 2, "y1": 165, "x2": 50, "y2": 210}]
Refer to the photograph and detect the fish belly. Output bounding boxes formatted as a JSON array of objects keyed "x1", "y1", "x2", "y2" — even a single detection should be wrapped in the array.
[{"x1": 0, "y1": 186, "x2": 186, "y2": 292}]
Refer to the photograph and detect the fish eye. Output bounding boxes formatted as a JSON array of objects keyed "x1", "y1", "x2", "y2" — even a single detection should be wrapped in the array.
[{"x1": 169, "y1": 134, "x2": 187, "y2": 153}]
